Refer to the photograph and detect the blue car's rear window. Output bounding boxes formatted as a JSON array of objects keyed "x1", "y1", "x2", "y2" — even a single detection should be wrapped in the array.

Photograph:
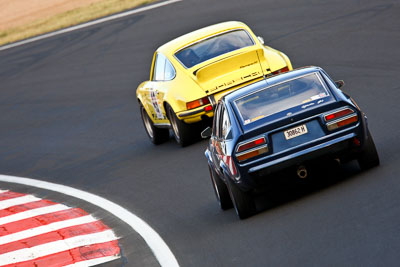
[
  {"x1": 175, "y1": 30, "x2": 254, "y2": 68},
  {"x1": 234, "y1": 72, "x2": 332, "y2": 125}
]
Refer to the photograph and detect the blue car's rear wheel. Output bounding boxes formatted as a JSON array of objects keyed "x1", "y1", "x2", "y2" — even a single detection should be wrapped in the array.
[
  {"x1": 208, "y1": 166, "x2": 233, "y2": 210},
  {"x1": 357, "y1": 129, "x2": 380, "y2": 170},
  {"x1": 227, "y1": 178, "x2": 256, "y2": 219},
  {"x1": 140, "y1": 104, "x2": 169, "y2": 145}
]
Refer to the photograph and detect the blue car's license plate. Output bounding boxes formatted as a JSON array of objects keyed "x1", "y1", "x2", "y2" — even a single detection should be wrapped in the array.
[{"x1": 284, "y1": 124, "x2": 308, "y2": 140}]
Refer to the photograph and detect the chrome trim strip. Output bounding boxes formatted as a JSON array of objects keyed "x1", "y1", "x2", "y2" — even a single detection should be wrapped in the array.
[
  {"x1": 236, "y1": 144, "x2": 268, "y2": 158},
  {"x1": 235, "y1": 136, "x2": 266, "y2": 153},
  {"x1": 323, "y1": 106, "x2": 355, "y2": 122}
]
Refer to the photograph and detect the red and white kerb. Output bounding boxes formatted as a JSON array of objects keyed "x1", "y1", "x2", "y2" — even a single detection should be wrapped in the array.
[{"x1": 0, "y1": 189, "x2": 120, "y2": 266}]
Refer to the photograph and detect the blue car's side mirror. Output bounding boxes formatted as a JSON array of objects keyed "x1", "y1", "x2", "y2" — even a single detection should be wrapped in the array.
[
  {"x1": 335, "y1": 80, "x2": 345, "y2": 89},
  {"x1": 201, "y1": 127, "x2": 212, "y2": 139}
]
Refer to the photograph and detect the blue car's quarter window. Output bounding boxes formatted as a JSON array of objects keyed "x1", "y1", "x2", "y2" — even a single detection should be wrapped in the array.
[
  {"x1": 221, "y1": 108, "x2": 231, "y2": 139},
  {"x1": 153, "y1": 53, "x2": 176, "y2": 81},
  {"x1": 234, "y1": 72, "x2": 332, "y2": 125},
  {"x1": 174, "y1": 30, "x2": 255, "y2": 68}
]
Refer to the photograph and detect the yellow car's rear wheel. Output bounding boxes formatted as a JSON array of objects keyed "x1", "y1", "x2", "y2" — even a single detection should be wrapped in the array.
[
  {"x1": 140, "y1": 104, "x2": 169, "y2": 145},
  {"x1": 166, "y1": 104, "x2": 194, "y2": 147}
]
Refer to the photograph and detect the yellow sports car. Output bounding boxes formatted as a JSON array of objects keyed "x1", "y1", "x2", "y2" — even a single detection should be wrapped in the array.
[{"x1": 137, "y1": 21, "x2": 292, "y2": 146}]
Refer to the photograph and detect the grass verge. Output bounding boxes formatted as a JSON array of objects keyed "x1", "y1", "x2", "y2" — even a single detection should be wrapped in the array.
[{"x1": 0, "y1": 0, "x2": 155, "y2": 47}]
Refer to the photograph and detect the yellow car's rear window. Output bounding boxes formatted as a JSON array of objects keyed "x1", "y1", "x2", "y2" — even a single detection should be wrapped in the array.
[{"x1": 175, "y1": 30, "x2": 254, "y2": 68}]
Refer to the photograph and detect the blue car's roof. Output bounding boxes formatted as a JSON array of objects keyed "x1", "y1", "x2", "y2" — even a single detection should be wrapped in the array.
[{"x1": 224, "y1": 66, "x2": 324, "y2": 103}]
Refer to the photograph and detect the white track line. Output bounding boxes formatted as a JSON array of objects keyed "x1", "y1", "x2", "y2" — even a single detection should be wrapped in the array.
[
  {"x1": 0, "y1": 215, "x2": 97, "y2": 245},
  {"x1": 0, "y1": 195, "x2": 41, "y2": 209},
  {"x1": 64, "y1": 255, "x2": 121, "y2": 267},
  {"x1": 0, "y1": 229, "x2": 117, "y2": 265},
  {"x1": 0, "y1": 0, "x2": 183, "y2": 52},
  {"x1": 0, "y1": 204, "x2": 70, "y2": 225},
  {"x1": 0, "y1": 174, "x2": 179, "y2": 267},
  {"x1": 0, "y1": 190, "x2": 9, "y2": 193}
]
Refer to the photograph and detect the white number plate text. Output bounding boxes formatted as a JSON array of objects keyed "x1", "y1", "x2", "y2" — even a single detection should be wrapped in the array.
[{"x1": 284, "y1": 124, "x2": 308, "y2": 140}]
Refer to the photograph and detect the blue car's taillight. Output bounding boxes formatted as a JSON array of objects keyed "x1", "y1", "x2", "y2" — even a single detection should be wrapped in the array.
[
  {"x1": 235, "y1": 136, "x2": 268, "y2": 162},
  {"x1": 324, "y1": 107, "x2": 358, "y2": 131}
]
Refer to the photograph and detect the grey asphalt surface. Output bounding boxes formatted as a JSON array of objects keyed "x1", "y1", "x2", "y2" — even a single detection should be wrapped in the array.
[{"x1": 1, "y1": 0, "x2": 400, "y2": 266}]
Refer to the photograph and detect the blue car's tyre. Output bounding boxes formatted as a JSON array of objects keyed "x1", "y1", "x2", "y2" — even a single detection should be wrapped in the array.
[
  {"x1": 209, "y1": 166, "x2": 233, "y2": 210},
  {"x1": 227, "y1": 178, "x2": 256, "y2": 219},
  {"x1": 140, "y1": 104, "x2": 169, "y2": 145},
  {"x1": 357, "y1": 129, "x2": 380, "y2": 170}
]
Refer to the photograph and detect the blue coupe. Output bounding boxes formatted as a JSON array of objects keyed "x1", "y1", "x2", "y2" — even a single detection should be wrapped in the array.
[{"x1": 202, "y1": 66, "x2": 379, "y2": 219}]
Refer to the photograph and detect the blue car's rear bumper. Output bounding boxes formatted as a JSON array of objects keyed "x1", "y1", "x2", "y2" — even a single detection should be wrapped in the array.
[
  {"x1": 249, "y1": 132, "x2": 357, "y2": 176},
  {"x1": 236, "y1": 129, "x2": 363, "y2": 190}
]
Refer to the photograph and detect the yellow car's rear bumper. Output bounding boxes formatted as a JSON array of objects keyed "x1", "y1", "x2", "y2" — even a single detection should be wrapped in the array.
[
  {"x1": 177, "y1": 104, "x2": 214, "y2": 123},
  {"x1": 176, "y1": 85, "x2": 249, "y2": 124}
]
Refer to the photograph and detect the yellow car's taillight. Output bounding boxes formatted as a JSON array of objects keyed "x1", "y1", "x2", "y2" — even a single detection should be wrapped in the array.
[
  {"x1": 236, "y1": 137, "x2": 268, "y2": 162},
  {"x1": 271, "y1": 66, "x2": 289, "y2": 75},
  {"x1": 186, "y1": 97, "x2": 210, "y2": 110}
]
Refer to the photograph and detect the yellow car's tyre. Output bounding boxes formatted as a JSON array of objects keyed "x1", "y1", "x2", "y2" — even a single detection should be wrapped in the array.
[
  {"x1": 166, "y1": 104, "x2": 194, "y2": 147},
  {"x1": 140, "y1": 105, "x2": 169, "y2": 145},
  {"x1": 209, "y1": 166, "x2": 233, "y2": 210},
  {"x1": 226, "y1": 178, "x2": 256, "y2": 219}
]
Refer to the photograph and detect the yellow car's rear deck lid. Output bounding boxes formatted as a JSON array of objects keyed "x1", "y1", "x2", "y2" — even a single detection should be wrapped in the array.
[{"x1": 195, "y1": 48, "x2": 266, "y2": 95}]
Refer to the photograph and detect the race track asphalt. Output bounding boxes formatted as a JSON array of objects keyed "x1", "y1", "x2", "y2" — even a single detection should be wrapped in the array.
[{"x1": 1, "y1": 0, "x2": 400, "y2": 266}]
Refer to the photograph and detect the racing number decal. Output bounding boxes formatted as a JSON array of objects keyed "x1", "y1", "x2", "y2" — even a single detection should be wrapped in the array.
[{"x1": 150, "y1": 90, "x2": 164, "y2": 119}]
